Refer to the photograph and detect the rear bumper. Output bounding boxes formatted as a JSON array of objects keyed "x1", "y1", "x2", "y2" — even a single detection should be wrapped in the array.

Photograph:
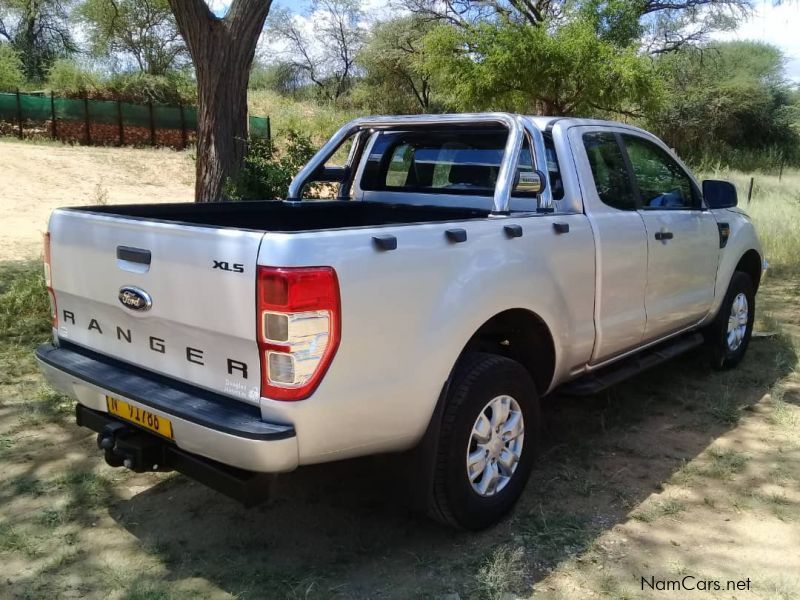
[{"x1": 35, "y1": 342, "x2": 299, "y2": 473}]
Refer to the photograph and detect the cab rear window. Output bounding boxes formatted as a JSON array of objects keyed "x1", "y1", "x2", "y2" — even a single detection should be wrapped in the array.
[{"x1": 361, "y1": 130, "x2": 534, "y2": 197}]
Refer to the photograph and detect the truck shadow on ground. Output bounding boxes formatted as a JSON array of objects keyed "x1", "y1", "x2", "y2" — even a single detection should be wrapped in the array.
[{"x1": 109, "y1": 331, "x2": 797, "y2": 598}]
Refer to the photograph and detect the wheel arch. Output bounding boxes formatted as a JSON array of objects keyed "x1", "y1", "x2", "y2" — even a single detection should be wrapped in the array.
[
  {"x1": 735, "y1": 249, "x2": 762, "y2": 291},
  {"x1": 456, "y1": 308, "x2": 557, "y2": 397}
]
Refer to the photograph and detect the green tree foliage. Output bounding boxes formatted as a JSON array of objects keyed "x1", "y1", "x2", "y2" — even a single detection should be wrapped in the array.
[
  {"x1": 76, "y1": 0, "x2": 188, "y2": 75},
  {"x1": 0, "y1": 0, "x2": 77, "y2": 81},
  {"x1": 355, "y1": 16, "x2": 436, "y2": 113},
  {"x1": 249, "y1": 60, "x2": 306, "y2": 97},
  {"x1": 225, "y1": 129, "x2": 317, "y2": 200},
  {"x1": 46, "y1": 58, "x2": 99, "y2": 95},
  {"x1": 650, "y1": 41, "x2": 800, "y2": 168},
  {"x1": 0, "y1": 43, "x2": 24, "y2": 90},
  {"x1": 400, "y1": 0, "x2": 747, "y2": 53},
  {"x1": 423, "y1": 18, "x2": 662, "y2": 116}
]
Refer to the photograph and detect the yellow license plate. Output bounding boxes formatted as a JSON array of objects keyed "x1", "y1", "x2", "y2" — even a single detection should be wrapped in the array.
[{"x1": 106, "y1": 396, "x2": 174, "y2": 440}]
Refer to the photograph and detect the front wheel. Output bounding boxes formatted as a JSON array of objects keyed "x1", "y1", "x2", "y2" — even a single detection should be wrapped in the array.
[
  {"x1": 429, "y1": 353, "x2": 539, "y2": 530},
  {"x1": 704, "y1": 271, "x2": 756, "y2": 370}
]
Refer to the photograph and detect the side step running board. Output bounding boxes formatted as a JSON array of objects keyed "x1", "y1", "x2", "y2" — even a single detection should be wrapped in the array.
[{"x1": 559, "y1": 332, "x2": 705, "y2": 396}]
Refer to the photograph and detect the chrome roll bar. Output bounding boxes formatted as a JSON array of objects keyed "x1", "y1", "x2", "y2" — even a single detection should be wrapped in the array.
[{"x1": 287, "y1": 112, "x2": 552, "y2": 214}]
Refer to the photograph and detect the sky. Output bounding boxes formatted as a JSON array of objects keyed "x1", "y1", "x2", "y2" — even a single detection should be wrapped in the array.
[{"x1": 210, "y1": 0, "x2": 800, "y2": 83}]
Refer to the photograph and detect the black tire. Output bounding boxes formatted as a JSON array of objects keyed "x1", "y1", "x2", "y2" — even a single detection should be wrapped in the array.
[
  {"x1": 429, "y1": 353, "x2": 539, "y2": 530},
  {"x1": 704, "y1": 271, "x2": 756, "y2": 370}
]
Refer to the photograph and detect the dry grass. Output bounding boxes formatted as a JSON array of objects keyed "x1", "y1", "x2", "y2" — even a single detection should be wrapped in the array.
[
  {"x1": 701, "y1": 167, "x2": 800, "y2": 277},
  {"x1": 248, "y1": 90, "x2": 358, "y2": 144}
]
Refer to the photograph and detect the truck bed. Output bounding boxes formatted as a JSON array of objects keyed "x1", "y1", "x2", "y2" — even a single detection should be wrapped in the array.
[{"x1": 68, "y1": 200, "x2": 491, "y2": 232}]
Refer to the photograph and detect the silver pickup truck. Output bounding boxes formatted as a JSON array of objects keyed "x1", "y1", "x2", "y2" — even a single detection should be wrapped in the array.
[{"x1": 36, "y1": 113, "x2": 764, "y2": 529}]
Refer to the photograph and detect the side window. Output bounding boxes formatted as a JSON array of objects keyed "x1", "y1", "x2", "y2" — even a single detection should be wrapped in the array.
[
  {"x1": 582, "y1": 132, "x2": 637, "y2": 210},
  {"x1": 622, "y1": 135, "x2": 697, "y2": 210}
]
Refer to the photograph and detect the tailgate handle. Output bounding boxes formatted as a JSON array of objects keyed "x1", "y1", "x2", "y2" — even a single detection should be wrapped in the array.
[{"x1": 117, "y1": 246, "x2": 152, "y2": 265}]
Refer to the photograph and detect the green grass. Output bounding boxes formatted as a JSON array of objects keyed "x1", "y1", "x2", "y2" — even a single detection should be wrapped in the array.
[
  {"x1": 519, "y1": 511, "x2": 596, "y2": 563},
  {"x1": 632, "y1": 498, "x2": 687, "y2": 523},
  {"x1": 701, "y1": 448, "x2": 749, "y2": 480},
  {"x1": 473, "y1": 545, "x2": 526, "y2": 600},
  {"x1": 0, "y1": 261, "x2": 51, "y2": 383},
  {"x1": 0, "y1": 521, "x2": 39, "y2": 557},
  {"x1": 122, "y1": 580, "x2": 174, "y2": 600}
]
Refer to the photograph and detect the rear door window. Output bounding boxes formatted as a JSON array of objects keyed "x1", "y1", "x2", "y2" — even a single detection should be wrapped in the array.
[{"x1": 582, "y1": 132, "x2": 637, "y2": 211}]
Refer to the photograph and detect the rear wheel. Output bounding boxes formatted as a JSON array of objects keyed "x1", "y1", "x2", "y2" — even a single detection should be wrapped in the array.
[
  {"x1": 429, "y1": 353, "x2": 539, "y2": 530},
  {"x1": 704, "y1": 271, "x2": 755, "y2": 370}
]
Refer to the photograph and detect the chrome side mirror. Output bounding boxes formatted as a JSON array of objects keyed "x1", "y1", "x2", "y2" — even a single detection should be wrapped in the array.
[{"x1": 514, "y1": 169, "x2": 547, "y2": 195}]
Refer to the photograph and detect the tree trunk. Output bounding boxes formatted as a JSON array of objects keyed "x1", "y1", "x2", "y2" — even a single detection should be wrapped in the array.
[{"x1": 168, "y1": 0, "x2": 273, "y2": 202}]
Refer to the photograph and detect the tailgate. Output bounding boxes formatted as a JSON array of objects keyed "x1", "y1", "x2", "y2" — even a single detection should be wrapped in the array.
[{"x1": 48, "y1": 209, "x2": 265, "y2": 405}]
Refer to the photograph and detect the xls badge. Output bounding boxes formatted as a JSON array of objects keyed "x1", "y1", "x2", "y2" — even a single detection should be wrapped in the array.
[{"x1": 118, "y1": 286, "x2": 153, "y2": 312}]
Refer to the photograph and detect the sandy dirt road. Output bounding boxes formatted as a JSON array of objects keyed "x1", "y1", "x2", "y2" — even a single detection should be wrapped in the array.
[{"x1": 0, "y1": 140, "x2": 194, "y2": 261}]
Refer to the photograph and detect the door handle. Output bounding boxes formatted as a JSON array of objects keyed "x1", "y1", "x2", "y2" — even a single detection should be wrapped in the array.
[
  {"x1": 117, "y1": 246, "x2": 151, "y2": 265},
  {"x1": 654, "y1": 230, "x2": 673, "y2": 241}
]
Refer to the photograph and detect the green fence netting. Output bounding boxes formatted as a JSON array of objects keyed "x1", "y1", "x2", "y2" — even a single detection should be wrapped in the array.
[{"x1": 0, "y1": 92, "x2": 269, "y2": 142}]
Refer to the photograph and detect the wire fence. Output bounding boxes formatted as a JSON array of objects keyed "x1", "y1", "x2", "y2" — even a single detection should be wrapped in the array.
[{"x1": 0, "y1": 90, "x2": 270, "y2": 149}]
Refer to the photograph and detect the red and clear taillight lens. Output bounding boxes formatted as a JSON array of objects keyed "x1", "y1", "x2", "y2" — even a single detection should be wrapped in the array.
[
  {"x1": 43, "y1": 232, "x2": 58, "y2": 329},
  {"x1": 256, "y1": 266, "x2": 340, "y2": 401}
]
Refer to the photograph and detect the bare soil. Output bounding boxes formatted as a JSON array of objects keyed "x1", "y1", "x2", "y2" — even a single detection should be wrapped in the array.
[{"x1": 0, "y1": 139, "x2": 194, "y2": 261}]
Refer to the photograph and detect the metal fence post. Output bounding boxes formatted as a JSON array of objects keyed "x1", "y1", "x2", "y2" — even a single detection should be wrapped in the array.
[
  {"x1": 148, "y1": 101, "x2": 156, "y2": 146},
  {"x1": 266, "y1": 116, "x2": 272, "y2": 149},
  {"x1": 747, "y1": 177, "x2": 755, "y2": 204},
  {"x1": 50, "y1": 91, "x2": 57, "y2": 140},
  {"x1": 84, "y1": 95, "x2": 91, "y2": 145},
  {"x1": 179, "y1": 103, "x2": 187, "y2": 149},
  {"x1": 15, "y1": 88, "x2": 23, "y2": 139},
  {"x1": 117, "y1": 100, "x2": 125, "y2": 146}
]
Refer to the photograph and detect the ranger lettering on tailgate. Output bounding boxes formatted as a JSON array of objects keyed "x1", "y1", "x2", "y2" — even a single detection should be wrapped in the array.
[{"x1": 60, "y1": 309, "x2": 251, "y2": 380}]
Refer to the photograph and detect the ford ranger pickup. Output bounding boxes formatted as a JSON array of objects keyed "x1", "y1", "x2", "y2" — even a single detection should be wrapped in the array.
[{"x1": 36, "y1": 113, "x2": 765, "y2": 529}]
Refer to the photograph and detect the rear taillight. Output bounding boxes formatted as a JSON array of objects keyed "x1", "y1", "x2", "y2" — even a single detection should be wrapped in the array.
[
  {"x1": 256, "y1": 266, "x2": 340, "y2": 401},
  {"x1": 43, "y1": 232, "x2": 58, "y2": 329}
]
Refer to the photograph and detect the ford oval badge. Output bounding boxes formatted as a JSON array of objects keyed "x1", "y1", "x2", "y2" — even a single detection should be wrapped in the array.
[{"x1": 118, "y1": 286, "x2": 152, "y2": 312}]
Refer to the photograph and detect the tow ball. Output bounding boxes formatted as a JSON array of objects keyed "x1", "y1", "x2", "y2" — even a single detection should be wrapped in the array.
[{"x1": 96, "y1": 422, "x2": 170, "y2": 473}]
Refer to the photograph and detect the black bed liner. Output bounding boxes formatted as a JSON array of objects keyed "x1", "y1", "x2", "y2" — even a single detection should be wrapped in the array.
[{"x1": 68, "y1": 200, "x2": 491, "y2": 232}]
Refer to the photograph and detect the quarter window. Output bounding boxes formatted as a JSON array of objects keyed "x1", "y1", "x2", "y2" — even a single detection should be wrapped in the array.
[
  {"x1": 622, "y1": 135, "x2": 697, "y2": 209},
  {"x1": 582, "y1": 132, "x2": 637, "y2": 210}
]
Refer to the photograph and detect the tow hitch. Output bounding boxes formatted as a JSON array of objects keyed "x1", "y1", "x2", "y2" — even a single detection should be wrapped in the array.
[
  {"x1": 78, "y1": 404, "x2": 275, "y2": 506},
  {"x1": 97, "y1": 421, "x2": 167, "y2": 473}
]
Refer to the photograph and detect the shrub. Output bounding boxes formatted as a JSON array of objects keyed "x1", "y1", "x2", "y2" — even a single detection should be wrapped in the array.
[
  {"x1": 225, "y1": 129, "x2": 317, "y2": 201},
  {"x1": 104, "y1": 70, "x2": 196, "y2": 105},
  {"x1": 46, "y1": 59, "x2": 101, "y2": 97},
  {"x1": 0, "y1": 44, "x2": 25, "y2": 92},
  {"x1": 46, "y1": 62, "x2": 196, "y2": 105}
]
